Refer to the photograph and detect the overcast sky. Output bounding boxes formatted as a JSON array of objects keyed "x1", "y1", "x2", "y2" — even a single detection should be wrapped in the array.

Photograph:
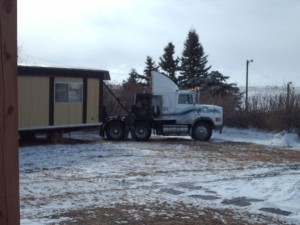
[{"x1": 18, "y1": 0, "x2": 300, "y2": 87}]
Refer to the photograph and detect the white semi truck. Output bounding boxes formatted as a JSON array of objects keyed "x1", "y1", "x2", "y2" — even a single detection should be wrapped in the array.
[{"x1": 100, "y1": 71, "x2": 223, "y2": 141}]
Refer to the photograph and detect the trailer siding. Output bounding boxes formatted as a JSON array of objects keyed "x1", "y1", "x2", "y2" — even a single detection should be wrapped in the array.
[
  {"x1": 18, "y1": 76, "x2": 49, "y2": 129},
  {"x1": 87, "y1": 78, "x2": 100, "y2": 124},
  {"x1": 17, "y1": 66, "x2": 110, "y2": 132}
]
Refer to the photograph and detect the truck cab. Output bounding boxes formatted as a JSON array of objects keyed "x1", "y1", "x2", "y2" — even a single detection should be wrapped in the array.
[
  {"x1": 100, "y1": 71, "x2": 223, "y2": 142},
  {"x1": 151, "y1": 72, "x2": 223, "y2": 138}
]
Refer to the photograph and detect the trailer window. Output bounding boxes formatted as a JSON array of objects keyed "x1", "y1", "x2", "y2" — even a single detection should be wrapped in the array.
[{"x1": 55, "y1": 82, "x2": 83, "y2": 103}]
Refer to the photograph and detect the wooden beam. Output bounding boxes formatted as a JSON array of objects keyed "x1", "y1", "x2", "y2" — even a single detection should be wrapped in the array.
[{"x1": 0, "y1": 0, "x2": 20, "y2": 224}]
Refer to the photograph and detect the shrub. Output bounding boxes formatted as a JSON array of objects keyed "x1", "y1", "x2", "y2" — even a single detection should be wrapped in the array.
[{"x1": 225, "y1": 87, "x2": 300, "y2": 132}]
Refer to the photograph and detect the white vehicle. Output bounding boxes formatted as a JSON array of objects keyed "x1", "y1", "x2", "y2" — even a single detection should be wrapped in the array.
[{"x1": 100, "y1": 71, "x2": 223, "y2": 141}]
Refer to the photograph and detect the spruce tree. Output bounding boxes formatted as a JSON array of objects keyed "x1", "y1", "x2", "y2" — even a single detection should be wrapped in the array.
[
  {"x1": 138, "y1": 56, "x2": 159, "y2": 85},
  {"x1": 199, "y1": 71, "x2": 228, "y2": 96},
  {"x1": 207, "y1": 71, "x2": 241, "y2": 96},
  {"x1": 159, "y1": 42, "x2": 179, "y2": 84},
  {"x1": 122, "y1": 68, "x2": 148, "y2": 108},
  {"x1": 123, "y1": 68, "x2": 139, "y2": 85},
  {"x1": 178, "y1": 30, "x2": 211, "y2": 89},
  {"x1": 201, "y1": 70, "x2": 242, "y2": 108}
]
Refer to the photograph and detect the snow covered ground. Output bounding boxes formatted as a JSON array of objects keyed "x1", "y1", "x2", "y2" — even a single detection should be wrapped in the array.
[
  {"x1": 19, "y1": 128, "x2": 300, "y2": 224},
  {"x1": 212, "y1": 127, "x2": 300, "y2": 150}
]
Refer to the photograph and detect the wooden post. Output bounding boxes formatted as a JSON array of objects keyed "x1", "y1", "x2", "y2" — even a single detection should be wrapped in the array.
[{"x1": 0, "y1": 0, "x2": 20, "y2": 224}]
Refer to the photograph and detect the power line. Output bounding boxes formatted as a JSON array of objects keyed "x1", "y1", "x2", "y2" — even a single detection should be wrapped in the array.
[
  {"x1": 19, "y1": 53, "x2": 73, "y2": 68},
  {"x1": 251, "y1": 66, "x2": 283, "y2": 85},
  {"x1": 218, "y1": 63, "x2": 245, "y2": 74},
  {"x1": 19, "y1": 53, "x2": 119, "y2": 72},
  {"x1": 19, "y1": 53, "x2": 128, "y2": 83},
  {"x1": 224, "y1": 63, "x2": 245, "y2": 71}
]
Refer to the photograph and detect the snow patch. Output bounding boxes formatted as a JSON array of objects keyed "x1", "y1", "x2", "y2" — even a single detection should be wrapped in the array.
[
  {"x1": 212, "y1": 127, "x2": 300, "y2": 150},
  {"x1": 19, "y1": 128, "x2": 300, "y2": 224}
]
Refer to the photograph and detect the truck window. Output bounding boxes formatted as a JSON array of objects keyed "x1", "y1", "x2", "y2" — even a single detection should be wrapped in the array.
[{"x1": 178, "y1": 94, "x2": 193, "y2": 104}]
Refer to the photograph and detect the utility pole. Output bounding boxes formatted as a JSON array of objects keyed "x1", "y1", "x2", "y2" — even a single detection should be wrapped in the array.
[
  {"x1": 286, "y1": 82, "x2": 293, "y2": 132},
  {"x1": 0, "y1": 0, "x2": 20, "y2": 224},
  {"x1": 286, "y1": 81, "x2": 292, "y2": 110},
  {"x1": 245, "y1": 59, "x2": 253, "y2": 112}
]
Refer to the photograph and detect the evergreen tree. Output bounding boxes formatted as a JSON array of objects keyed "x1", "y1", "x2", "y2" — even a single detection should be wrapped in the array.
[
  {"x1": 159, "y1": 42, "x2": 179, "y2": 84},
  {"x1": 201, "y1": 71, "x2": 243, "y2": 109},
  {"x1": 138, "y1": 56, "x2": 159, "y2": 85},
  {"x1": 122, "y1": 69, "x2": 149, "y2": 108},
  {"x1": 178, "y1": 30, "x2": 211, "y2": 89},
  {"x1": 199, "y1": 71, "x2": 227, "y2": 96},
  {"x1": 123, "y1": 68, "x2": 139, "y2": 85}
]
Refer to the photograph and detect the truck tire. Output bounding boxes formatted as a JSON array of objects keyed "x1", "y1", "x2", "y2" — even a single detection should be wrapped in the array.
[
  {"x1": 106, "y1": 121, "x2": 125, "y2": 141},
  {"x1": 134, "y1": 122, "x2": 151, "y2": 141},
  {"x1": 192, "y1": 122, "x2": 212, "y2": 141}
]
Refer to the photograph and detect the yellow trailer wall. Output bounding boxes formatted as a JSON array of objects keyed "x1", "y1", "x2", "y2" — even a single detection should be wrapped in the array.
[
  {"x1": 18, "y1": 74, "x2": 104, "y2": 131},
  {"x1": 18, "y1": 76, "x2": 49, "y2": 129},
  {"x1": 87, "y1": 78, "x2": 99, "y2": 123}
]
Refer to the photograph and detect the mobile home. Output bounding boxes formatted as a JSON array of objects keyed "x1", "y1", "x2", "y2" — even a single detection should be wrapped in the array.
[{"x1": 18, "y1": 66, "x2": 110, "y2": 139}]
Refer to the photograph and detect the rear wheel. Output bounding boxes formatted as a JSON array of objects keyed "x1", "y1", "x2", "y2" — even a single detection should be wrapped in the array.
[
  {"x1": 106, "y1": 121, "x2": 125, "y2": 141},
  {"x1": 192, "y1": 122, "x2": 212, "y2": 141},
  {"x1": 134, "y1": 122, "x2": 151, "y2": 141}
]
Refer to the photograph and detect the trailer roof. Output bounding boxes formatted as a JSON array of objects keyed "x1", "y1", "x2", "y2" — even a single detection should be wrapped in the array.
[{"x1": 18, "y1": 65, "x2": 110, "y2": 80}]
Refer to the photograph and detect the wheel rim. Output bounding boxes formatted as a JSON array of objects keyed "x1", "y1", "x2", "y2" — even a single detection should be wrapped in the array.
[
  {"x1": 108, "y1": 125, "x2": 123, "y2": 139},
  {"x1": 134, "y1": 124, "x2": 151, "y2": 140},
  {"x1": 135, "y1": 127, "x2": 148, "y2": 139},
  {"x1": 195, "y1": 126, "x2": 208, "y2": 139},
  {"x1": 112, "y1": 128, "x2": 120, "y2": 136}
]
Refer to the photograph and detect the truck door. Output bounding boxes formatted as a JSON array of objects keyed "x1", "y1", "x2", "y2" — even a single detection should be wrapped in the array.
[
  {"x1": 176, "y1": 93, "x2": 195, "y2": 113},
  {"x1": 174, "y1": 93, "x2": 195, "y2": 124}
]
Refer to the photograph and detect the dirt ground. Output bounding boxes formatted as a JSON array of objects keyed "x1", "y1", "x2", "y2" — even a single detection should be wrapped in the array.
[
  {"x1": 51, "y1": 204, "x2": 292, "y2": 225},
  {"x1": 33, "y1": 138, "x2": 300, "y2": 225}
]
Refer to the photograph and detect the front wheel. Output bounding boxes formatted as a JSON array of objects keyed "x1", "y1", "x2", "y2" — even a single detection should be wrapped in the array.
[
  {"x1": 192, "y1": 122, "x2": 212, "y2": 141},
  {"x1": 105, "y1": 121, "x2": 125, "y2": 141},
  {"x1": 134, "y1": 122, "x2": 151, "y2": 141}
]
